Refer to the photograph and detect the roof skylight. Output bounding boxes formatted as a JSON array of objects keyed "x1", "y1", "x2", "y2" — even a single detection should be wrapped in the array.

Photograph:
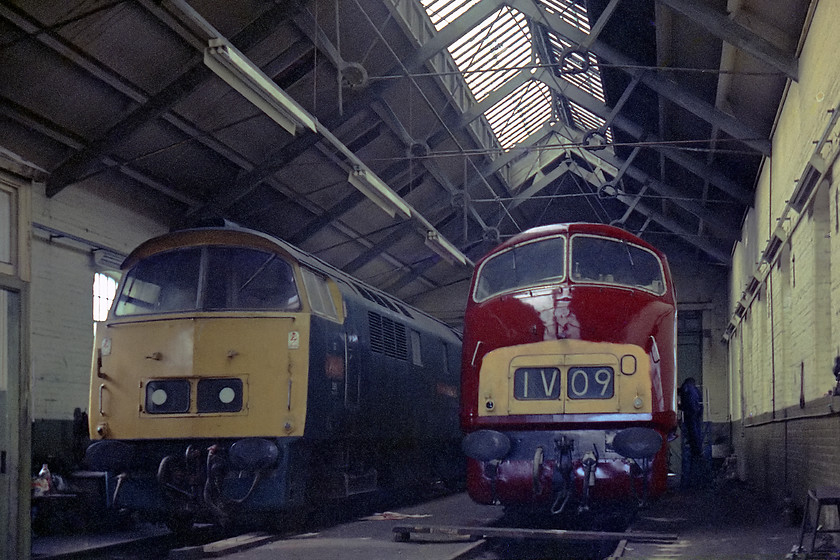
[
  {"x1": 540, "y1": 0, "x2": 592, "y2": 32},
  {"x1": 419, "y1": 0, "x2": 611, "y2": 151},
  {"x1": 446, "y1": 6, "x2": 532, "y2": 103},
  {"x1": 484, "y1": 80, "x2": 554, "y2": 149},
  {"x1": 422, "y1": 0, "x2": 483, "y2": 31},
  {"x1": 545, "y1": 31, "x2": 605, "y2": 102}
]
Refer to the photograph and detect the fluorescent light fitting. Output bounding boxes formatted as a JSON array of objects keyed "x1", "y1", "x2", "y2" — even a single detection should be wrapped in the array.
[
  {"x1": 347, "y1": 166, "x2": 411, "y2": 219},
  {"x1": 425, "y1": 230, "x2": 468, "y2": 266},
  {"x1": 92, "y1": 249, "x2": 125, "y2": 270},
  {"x1": 204, "y1": 38, "x2": 317, "y2": 136}
]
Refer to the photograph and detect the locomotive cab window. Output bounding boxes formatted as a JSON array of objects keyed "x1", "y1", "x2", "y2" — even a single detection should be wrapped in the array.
[
  {"x1": 474, "y1": 235, "x2": 566, "y2": 301},
  {"x1": 301, "y1": 268, "x2": 338, "y2": 319},
  {"x1": 114, "y1": 246, "x2": 300, "y2": 316},
  {"x1": 570, "y1": 235, "x2": 665, "y2": 295}
]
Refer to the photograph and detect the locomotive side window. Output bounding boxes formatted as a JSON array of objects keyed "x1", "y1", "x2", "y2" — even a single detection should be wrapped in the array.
[
  {"x1": 570, "y1": 235, "x2": 665, "y2": 294},
  {"x1": 301, "y1": 268, "x2": 338, "y2": 319},
  {"x1": 114, "y1": 247, "x2": 300, "y2": 316},
  {"x1": 474, "y1": 236, "x2": 566, "y2": 301}
]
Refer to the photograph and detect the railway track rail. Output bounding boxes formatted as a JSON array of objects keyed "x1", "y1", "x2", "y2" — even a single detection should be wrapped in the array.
[{"x1": 392, "y1": 523, "x2": 678, "y2": 545}]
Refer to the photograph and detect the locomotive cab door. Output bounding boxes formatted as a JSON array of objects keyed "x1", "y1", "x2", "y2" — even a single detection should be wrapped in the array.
[{"x1": 345, "y1": 325, "x2": 361, "y2": 411}]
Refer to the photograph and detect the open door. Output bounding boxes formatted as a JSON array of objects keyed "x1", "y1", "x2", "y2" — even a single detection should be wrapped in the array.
[
  {"x1": 1, "y1": 174, "x2": 30, "y2": 559},
  {"x1": 1, "y1": 289, "x2": 25, "y2": 558},
  {"x1": 673, "y1": 310, "x2": 704, "y2": 486}
]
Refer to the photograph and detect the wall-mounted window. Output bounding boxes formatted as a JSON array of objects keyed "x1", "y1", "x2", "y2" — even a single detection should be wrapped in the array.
[
  {"x1": 93, "y1": 272, "x2": 118, "y2": 322},
  {"x1": 0, "y1": 184, "x2": 15, "y2": 277}
]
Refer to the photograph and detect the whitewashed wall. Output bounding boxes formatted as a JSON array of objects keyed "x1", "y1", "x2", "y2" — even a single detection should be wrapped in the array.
[{"x1": 29, "y1": 182, "x2": 165, "y2": 421}]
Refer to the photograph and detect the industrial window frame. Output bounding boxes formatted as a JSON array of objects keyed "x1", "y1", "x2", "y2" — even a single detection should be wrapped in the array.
[{"x1": 93, "y1": 272, "x2": 118, "y2": 323}]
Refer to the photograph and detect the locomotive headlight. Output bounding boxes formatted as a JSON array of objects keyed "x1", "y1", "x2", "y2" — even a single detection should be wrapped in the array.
[
  {"x1": 197, "y1": 378, "x2": 243, "y2": 412},
  {"x1": 145, "y1": 380, "x2": 190, "y2": 414},
  {"x1": 633, "y1": 395, "x2": 644, "y2": 409},
  {"x1": 151, "y1": 388, "x2": 168, "y2": 406},
  {"x1": 621, "y1": 354, "x2": 637, "y2": 375},
  {"x1": 218, "y1": 387, "x2": 236, "y2": 404}
]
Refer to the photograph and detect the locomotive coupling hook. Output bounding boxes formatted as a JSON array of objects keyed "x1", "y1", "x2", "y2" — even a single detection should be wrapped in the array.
[{"x1": 582, "y1": 451, "x2": 597, "y2": 487}]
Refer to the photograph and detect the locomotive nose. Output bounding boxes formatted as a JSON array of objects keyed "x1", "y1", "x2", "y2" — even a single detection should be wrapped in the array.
[{"x1": 462, "y1": 430, "x2": 511, "y2": 461}]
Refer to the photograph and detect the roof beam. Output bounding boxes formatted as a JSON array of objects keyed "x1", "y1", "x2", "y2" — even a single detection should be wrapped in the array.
[
  {"x1": 231, "y1": 0, "x2": 507, "y2": 191},
  {"x1": 486, "y1": 75, "x2": 739, "y2": 240},
  {"x1": 529, "y1": 66, "x2": 755, "y2": 205},
  {"x1": 514, "y1": 0, "x2": 772, "y2": 156},
  {"x1": 507, "y1": 160, "x2": 573, "y2": 211},
  {"x1": 446, "y1": 57, "x2": 754, "y2": 208},
  {"x1": 32, "y1": 0, "x2": 307, "y2": 196},
  {"x1": 620, "y1": 196, "x2": 730, "y2": 263},
  {"x1": 655, "y1": 0, "x2": 798, "y2": 80},
  {"x1": 539, "y1": 129, "x2": 741, "y2": 240},
  {"x1": 0, "y1": 3, "x2": 318, "y2": 199}
]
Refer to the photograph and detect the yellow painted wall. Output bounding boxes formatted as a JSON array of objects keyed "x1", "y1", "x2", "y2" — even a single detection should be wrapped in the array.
[
  {"x1": 730, "y1": 0, "x2": 840, "y2": 418},
  {"x1": 728, "y1": 0, "x2": 840, "y2": 494}
]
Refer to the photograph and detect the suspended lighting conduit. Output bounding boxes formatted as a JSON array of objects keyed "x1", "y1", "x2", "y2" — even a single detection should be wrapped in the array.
[{"x1": 164, "y1": 0, "x2": 471, "y2": 267}]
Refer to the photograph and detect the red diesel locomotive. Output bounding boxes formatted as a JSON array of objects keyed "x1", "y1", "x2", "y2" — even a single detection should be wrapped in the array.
[{"x1": 460, "y1": 223, "x2": 677, "y2": 515}]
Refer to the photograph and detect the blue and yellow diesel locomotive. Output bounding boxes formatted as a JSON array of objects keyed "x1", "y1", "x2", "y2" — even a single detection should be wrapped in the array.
[
  {"x1": 85, "y1": 227, "x2": 463, "y2": 529},
  {"x1": 460, "y1": 223, "x2": 677, "y2": 516}
]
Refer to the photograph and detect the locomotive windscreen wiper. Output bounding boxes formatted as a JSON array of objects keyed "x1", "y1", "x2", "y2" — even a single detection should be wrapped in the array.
[
  {"x1": 238, "y1": 254, "x2": 276, "y2": 293},
  {"x1": 622, "y1": 239, "x2": 635, "y2": 267}
]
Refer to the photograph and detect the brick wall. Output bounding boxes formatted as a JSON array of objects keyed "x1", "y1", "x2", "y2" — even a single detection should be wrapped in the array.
[
  {"x1": 742, "y1": 404, "x2": 840, "y2": 510},
  {"x1": 29, "y1": 182, "x2": 165, "y2": 421},
  {"x1": 727, "y1": 0, "x2": 840, "y2": 510}
]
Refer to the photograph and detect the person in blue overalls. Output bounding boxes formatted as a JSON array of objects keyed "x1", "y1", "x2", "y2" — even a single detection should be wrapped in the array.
[{"x1": 678, "y1": 377, "x2": 704, "y2": 487}]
